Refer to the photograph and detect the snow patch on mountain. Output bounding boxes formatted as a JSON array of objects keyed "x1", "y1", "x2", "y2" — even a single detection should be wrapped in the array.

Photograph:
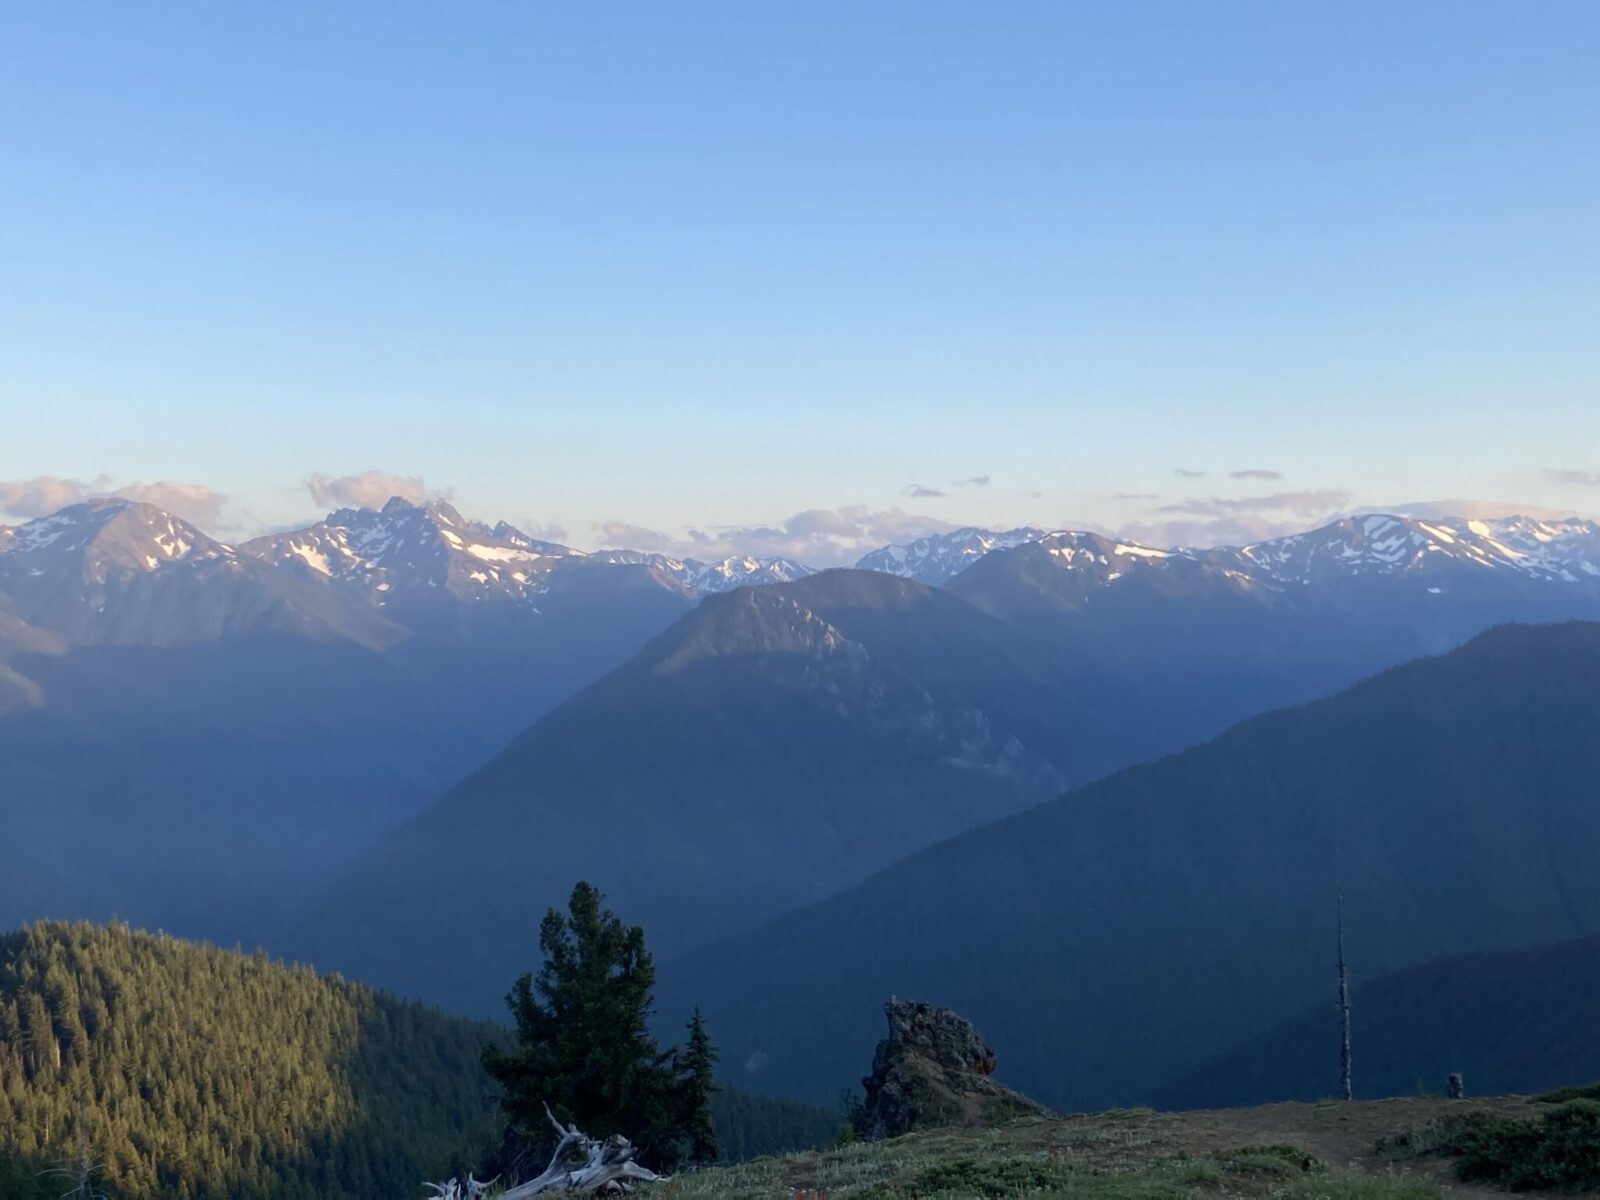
[
  {"x1": 0, "y1": 500, "x2": 232, "y2": 576},
  {"x1": 855, "y1": 527, "x2": 1047, "y2": 585},
  {"x1": 1214, "y1": 514, "x2": 1600, "y2": 586},
  {"x1": 238, "y1": 498, "x2": 586, "y2": 607},
  {"x1": 591, "y1": 549, "x2": 815, "y2": 593},
  {"x1": 910, "y1": 513, "x2": 1600, "y2": 606}
]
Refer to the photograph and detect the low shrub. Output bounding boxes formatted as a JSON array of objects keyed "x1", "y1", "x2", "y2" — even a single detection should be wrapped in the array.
[
  {"x1": 1538, "y1": 1082, "x2": 1600, "y2": 1104},
  {"x1": 1455, "y1": 1099, "x2": 1600, "y2": 1193},
  {"x1": 1381, "y1": 1100, "x2": 1600, "y2": 1193}
]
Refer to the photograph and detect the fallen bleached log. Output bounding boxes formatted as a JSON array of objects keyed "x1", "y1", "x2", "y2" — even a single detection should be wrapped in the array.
[
  {"x1": 426, "y1": 1104, "x2": 668, "y2": 1198},
  {"x1": 500, "y1": 1104, "x2": 670, "y2": 1196}
]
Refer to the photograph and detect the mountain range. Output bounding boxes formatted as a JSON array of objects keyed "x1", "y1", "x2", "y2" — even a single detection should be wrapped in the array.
[
  {"x1": 5, "y1": 492, "x2": 1600, "y2": 1064},
  {"x1": 286, "y1": 512, "x2": 1600, "y2": 1016},
  {"x1": 860, "y1": 512, "x2": 1600, "y2": 590},
  {"x1": 0, "y1": 498, "x2": 695, "y2": 941},
  {"x1": 945, "y1": 514, "x2": 1600, "y2": 746}
]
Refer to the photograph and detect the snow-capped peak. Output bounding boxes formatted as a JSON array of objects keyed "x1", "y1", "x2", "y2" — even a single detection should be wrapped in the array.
[
  {"x1": 691, "y1": 555, "x2": 815, "y2": 592},
  {"x1": 238, "y1": 496, "x2": 585, "y2": 607},
  {"x1": 854, "y1": 512, "x2": 1600, "y2": 600},
  {"x1": 1035, "y1": 529, "x2": 1179, "y2": 563},
  {"x1": 1215, "y1": 514, "x2": 1600, "y2": 586},
  {"x1": 855, "y1": 527, "x2": 1047, "y2": 585},
  {"x1": 0, "y1": 499, "x2": 231, "y2": 575},
  {"x1": 590, "y1": 548, "x2": 816, "y2": 593}
]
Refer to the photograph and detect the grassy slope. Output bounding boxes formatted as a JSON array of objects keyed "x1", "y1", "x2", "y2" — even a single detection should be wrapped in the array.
[{"x1": 670, "y1": 1097, "x2": 1560, "y2": 1198}]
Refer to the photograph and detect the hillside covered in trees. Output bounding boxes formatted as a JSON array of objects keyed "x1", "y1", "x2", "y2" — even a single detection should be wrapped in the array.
[
  {"x1": 0, "y1": 921, "x2": 504, "y2": 1197},
  {"x1": 0, "y1": 921, "x2": 837, "y2": 1198}
]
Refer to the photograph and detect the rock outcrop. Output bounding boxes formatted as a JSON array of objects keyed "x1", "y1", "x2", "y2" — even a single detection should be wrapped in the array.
[{"x1": 855, "y1": 998, "x2": 1050, "y2": 1140}]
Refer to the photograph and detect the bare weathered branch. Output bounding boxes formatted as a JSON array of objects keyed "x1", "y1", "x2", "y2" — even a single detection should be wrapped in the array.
[
  {"x1": 495, "y1": 1109, "x2": 669, "y2": 1196},
  {"x1": 422, "y1": 1172, "x2": 496, "y2": 1199},
  {"x1": 426, "y1": 1104, "x2": 666, "y2": 1196}
]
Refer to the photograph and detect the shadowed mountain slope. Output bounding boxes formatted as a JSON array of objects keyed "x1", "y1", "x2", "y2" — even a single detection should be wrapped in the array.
[
  {"x1": 657, "y1": 621, "x2": 1600, "y2": 1112},
  {"x1": 292, "y1": 570, "x2": 1165, "y2": 1013},
  {"x1": 1152, "y1": 931, "x2": 1600, "y2": 1109}
]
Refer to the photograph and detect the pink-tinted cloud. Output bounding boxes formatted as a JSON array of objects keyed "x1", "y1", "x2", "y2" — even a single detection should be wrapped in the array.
[
  {"x1": 1120, "y1": 490, "x2": 1351, "y2": 548},
  {"x1": 114, "y1": 481, "x2": 229, "y2": 529},
  {"x1": 0, "y1": 475, "x2": 107, "y2": 518},
  {"x1": 306, "y1": 471, "x2": 430, "y2": 510},
  {"x1": 0, "y1": 475, "x2": 229, "y2": 530}
]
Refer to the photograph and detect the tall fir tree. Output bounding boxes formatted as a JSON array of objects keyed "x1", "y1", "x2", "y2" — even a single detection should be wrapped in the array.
[
  {"x1": 483, "y1": 881, "x2": 719, "y2": 1168},
  {"x1": 675, "y1": 1008, "x2": 719, "y2": 1163}
]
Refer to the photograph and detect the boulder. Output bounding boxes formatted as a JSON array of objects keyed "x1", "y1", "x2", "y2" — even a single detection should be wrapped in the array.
[{"x1": 855, "y1": 997, "x2": 1050, "y2": 1140}]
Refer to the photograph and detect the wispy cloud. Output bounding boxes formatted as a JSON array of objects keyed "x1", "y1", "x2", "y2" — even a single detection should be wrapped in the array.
[
  {"x1": 306, "y1": 471, "x2": 431, "y2": 510},
  {"x1": 953, "y1": 475, "x2": 991, "y2": 488},
  {"x1": 1372, "y1": 498, "x2": 1578, "y2": 522},
  {"x1": 904, "y1": 484, "x2": 946, "y2": 499},
  {"x1": 1228, "y1": 468, "x2": 1283, "y2": 481},
  {"x1": 0, "y1": 475, "x2": 108, "y2": 519},
  {"x1": 1544, "y1": 468, "x2": 1600, "y2": 487},
  {"x1": 599, "y1": 506, "x2": 956, "y2": 567},
  {"x1": 1174, "y1": 467, "x2": 1207, "y2": 478},
  {"x1": 114, "y1": 481, "x2": 230, "y2": 529},
  {"x1": 1120, "y1": 489, "x2": 1351, "y2": 548},
  {"x1": 1156, "y1": 490, "x2": 1351, "y2": 519},
  {"x1": 0, "y1": 475, "x2": 230, "y2": 530},
  {"x1": 519, "y1": 520, "x2": 570, "y2": 545},
  {"x1": 597, "y1": 520, "x2": 678, "y2": 552}
]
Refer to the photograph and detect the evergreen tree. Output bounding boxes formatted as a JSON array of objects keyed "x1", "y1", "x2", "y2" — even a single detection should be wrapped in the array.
[
  {"x1": 482, "y1": 882, "x2": 715, "y2": 1168},
  {"x1": 675, "y1": 1008, "x2": 719, "y2": 1163}
]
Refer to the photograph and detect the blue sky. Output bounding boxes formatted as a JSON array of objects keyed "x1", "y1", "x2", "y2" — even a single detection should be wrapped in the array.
[{"x1": 2, "y1": 2, "x2": 1597, "y2": 560}]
